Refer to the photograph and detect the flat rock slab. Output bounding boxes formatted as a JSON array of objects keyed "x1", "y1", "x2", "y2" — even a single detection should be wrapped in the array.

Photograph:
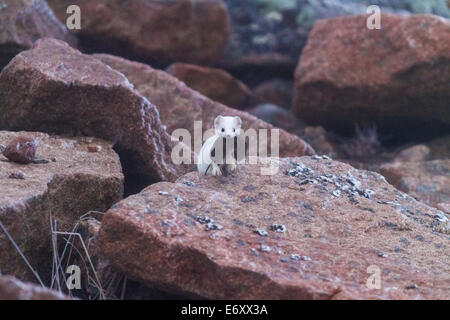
[
  {"x1": 98, "y1": 157, "x2": 449, "y2": 299},
  {"x1": 0, "y1": 38, "x2": 191, "y2": 184},
  {"x1": 0, "y1": 131, "x2": 123, "y2": 281},
  {"x1": 379, "y1": 160, "x2": 450, "y2": 210},
  {"x1": 48, "y1": 0, "x2": 230, "y2": 67},
  {"x1": 96, "y1": 54, "x2": 315, "y2": 158},
  {"x1": 0, "y1": 0, "x2": 76, "y2": 69},
  {"x1": 293, "y1": 14, "x2": 450, "y2": 142},
  {"x1": 0, "y1": 275, "x2": 70, "y2": 300}
]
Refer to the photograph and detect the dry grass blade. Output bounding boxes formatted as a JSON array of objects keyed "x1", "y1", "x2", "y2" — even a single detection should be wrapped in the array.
[{"x1": 0, "y1": 218, "x2": 44, "y2": 287}]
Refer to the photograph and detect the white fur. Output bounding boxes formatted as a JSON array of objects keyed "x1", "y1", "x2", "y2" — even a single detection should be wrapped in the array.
[{"x1": 197, "y1": 116, "x2": 242, "y2": 176}]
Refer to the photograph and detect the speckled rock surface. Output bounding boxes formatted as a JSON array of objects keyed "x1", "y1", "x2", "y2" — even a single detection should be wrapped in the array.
[
  {"x1": 0, "y1": 131, "x2": 123, "y2": 281},
  {"x1": 98, "y1": 156, "x2": 449, "y2": 299},
  {"x1": 0, "y1": 38, "x2": 191, "y2": 184},
  {"x1": 379, "y1": 159, "x2": 450, "y2": 210},
  {"x1": 0, "y1": 0, "x2": 77, "y2": 69},
  {"x1": 166, "y1": 63, "x2": 253, "y2": 110},
  {"x1": 0, "y1": 275, "x2": 70, "y2": 300},
  {"x1": 96, "y1": 54, "x2": 315, "y2": 158},
  {"x1": 47, "y1": 0, "x2": 230, "y2": 67},
  {"x1": 293, "y1": 14, "x2": 450, "y2": 143}
]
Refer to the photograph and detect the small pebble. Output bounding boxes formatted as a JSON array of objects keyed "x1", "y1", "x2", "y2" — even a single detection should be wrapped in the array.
[
  {"x1": 270, "y1": 224, "x2": 287, "y2": 233},
  {"x1": 32, "y1": 157, "x2": 51, "y2": 164},
  {"x1": 196, "y1": 215, "x2": 213, "y2": 224},
  {"x1": 255, "y1": 229, "x2": 268, "y2": 237},
  {"x1": 290, "y1": 254, "x2": 311, "y2": 261},
  {"x1": 376, "y1": 251, "x2": 388, "y2": 258},
  {"x1": 87, "y1": 144, "x2": 102, "y2": 153},
  {"x1": 405, "y1": 284, "x2": 418, "y2": 290},
  {"x1": 205, "y1": 222, "x2": 222, "y2": 231},
  {"x1": 8, "y1": 171, "x2": 25, "y2": 180},
  {"x1": 259, "y1": 245, "x2": 271, "y2": 252}
]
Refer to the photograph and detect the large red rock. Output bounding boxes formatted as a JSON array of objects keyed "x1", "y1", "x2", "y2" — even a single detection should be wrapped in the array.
[
  {"x1": 0, "y1": 131, "x2": 123, "y2": 281},
  {"x1": 98, "y1": 156, "x2": 449, "y2": 299},
  {"x1": 0, "y1": 0, "x2": 77, "y2": 69},
  {"x1": 166, "y1": 63, "x2": 253, "y2": 110},
  {"x1": 0, "y1": 38, "x2": 191, "y2": 185},
  {"x1": 96, "y1": 54, "x2": 315, "y2": 158},
  {"x1": 0, "y1": 275, "x2": 70, "y2": 300},
  {"x1": 293, "y1": 14, "x2": 450, "y2": 142},
  {"x1": 378, "y1": 159, "x2": 450, "y2": 210},
  {"x1": 47, "y1": 0, "x2": 230, "y2": 67}
]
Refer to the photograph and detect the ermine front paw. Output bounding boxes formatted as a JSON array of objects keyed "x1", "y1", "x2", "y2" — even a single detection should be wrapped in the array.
[
  {"x1": 227, "y1": 163, "x2": 237, "y2": 173},
  {"x1": 210, "y1": 164, "x2": 222, "y2": 176}
]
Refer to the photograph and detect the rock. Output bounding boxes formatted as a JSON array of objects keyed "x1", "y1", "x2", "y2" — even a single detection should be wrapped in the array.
[
  {"x1": 303, "y1": 126, "x2": 338, "y2": 158},
  {"x1": 98, "y1": 156, "x2": 449, "y2": 299},
  {"x1": 248, "y1": 104, "x2": 305, "y2": 137},
  {"x1": 0, "y1": 0, "x2": 77, "y2": 69},
  {"x1": 87, "y1": 144, "x2": 102, "y2": 153},
  {"x1": 74, "y1": 216, "x2": 190, "y2": 300},
  {"x1": 0, "y1": 38, "x2": 191, "y2": 187},
  {"x1": 252, "y1": 79, "x2": 293, "y2": 109},
  {"x1": 393, "y1": 145, "x2": 431, "y2": 163},
  {"x1": 95, "y1": 54, "x2": 315, "y2": 158},
  {"x1": 427, "y1": 135, "x2": 450, "y2": 159},
  {"x1": 378, "y1": 159, "x2": 450, "y2": 209},
  {"x1": 220, "y1": 0, "x2": 440, "y2": 84},
  {"x1": 293, "y1": 14, "x2": 450, "y2": 143},
  {"x1": 437, "y1": 202, "x2": 450, "y2": 214},
  {"x1": 2, "y1": 136, "x2": 37, "y2": 164},
  {"x1": 0, "y1": 275, "x2": 70, "y2": 300},
  {"x1": 166, "y1": 63, "x2": 253, "y2": 110},
  {"x1": 0, "y1": 131, "x2": 123, "y2": 281},
  {"x1": 47, "y1": 0, "x2": 230, "y2": 67},
  {"x1": 247, "y1": 104, "x2": 338, "y2": 158},
  {"x1": 8, "y1": 171, "x2": 25, "y2": 180}
]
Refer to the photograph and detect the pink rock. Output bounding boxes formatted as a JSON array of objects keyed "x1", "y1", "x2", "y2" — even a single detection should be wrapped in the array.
[
  {"x1": 98, "y1": 157, "x2": 449, "y2": 299},
  {"x1": 166, "y1": 63, "x2": 253, "y2": 109},
  {"x1": 3, "y1": 136, "x2": 37, "y2": 164},
  {"x1": 0, "y1": 0, "x2": 77, "y2": 69},
  {"x1": 47, "y1": 0, "x2": 230, "y2": 67},
  {"x1": 293, "y1": 14, "x2": 450, "y2": 142},
  {"x1": 0, "y1": 131, "x2": 123, "y2": 281},
  {"x1": 0, "y1": 38, "x2": 191, "y2": 184}
]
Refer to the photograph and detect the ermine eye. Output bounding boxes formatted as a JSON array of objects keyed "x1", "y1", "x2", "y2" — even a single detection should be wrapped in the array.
[
  {"x1": 221, "y1": 128, "x2": 225, "y2": 132},
  {"x1": 233, "y1": 128, "x2": 236, "y2": 132}
]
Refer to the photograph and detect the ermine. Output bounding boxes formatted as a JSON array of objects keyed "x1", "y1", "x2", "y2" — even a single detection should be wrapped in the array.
[{"x1": 197, "y1": 116, "x2": 242, "y2": 176}]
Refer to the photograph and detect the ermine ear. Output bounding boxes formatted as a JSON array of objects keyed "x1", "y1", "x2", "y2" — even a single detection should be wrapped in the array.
[
  {"x1": 234, "y1": 116, "x2": 242, "y2": 127},
  {"x1": 214, "y1": 115, "x2": 223, "y2": 128}
]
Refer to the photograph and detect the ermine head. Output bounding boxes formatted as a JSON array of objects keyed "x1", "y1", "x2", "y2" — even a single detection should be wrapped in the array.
[{"x1": 214, "y1": 115, "x2": 242, "y2": 139}]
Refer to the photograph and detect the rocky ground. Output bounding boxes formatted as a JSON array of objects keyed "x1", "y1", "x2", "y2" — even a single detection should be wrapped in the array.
[{"x1": 0, "y1": 0, "x2": 449, "y2": 300}]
